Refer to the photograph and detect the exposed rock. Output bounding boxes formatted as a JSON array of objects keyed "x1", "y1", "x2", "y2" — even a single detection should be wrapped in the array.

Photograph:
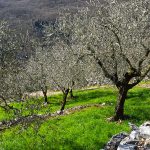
[
  {"x1": 105, "y1": 121, "x2": 150, "y2": 150},
  {"x1": 104, "y1": 133, "x2": 128, "y2": 150},
  {"x1": 128, "y1": 122, "x2": 138, "y2": 131},
  {"x1": 102, "y1": 103, "x2": 106, "y2": 106},
  {"x1": 139, "y1": 122, "x2": 150, "y2": 139},
  {"x1": 118, "y1": 137, "x2": 138, "y2": 150},
  {"x1": 144, "y1": 139, "x2": 150, "y2": 148}
]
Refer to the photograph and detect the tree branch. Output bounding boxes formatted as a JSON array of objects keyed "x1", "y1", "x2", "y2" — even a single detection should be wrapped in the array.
[
  {"x1": 110, "y1": 42, "x2": 118, "y2": 78},
  {"x1": 101, "y1": 24, "x2": 136, "y2": 72},
  {"x1": 0, "y1": 95, "x2": 18, "y2": 112},
  {"x1": 138, "y1": 43, "x2": 150, "y2": 72},
  {"x1": 95, "y1": 57, "x2": 120, "y2": 86},
  {"x1": 128, "y1": 64, "x2": 150, "y2": 89}
]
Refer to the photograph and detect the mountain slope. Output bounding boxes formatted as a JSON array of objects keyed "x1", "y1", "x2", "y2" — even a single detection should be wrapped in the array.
[{"x1": 0, "y1": 0, "x2": 86, "y2": 21}]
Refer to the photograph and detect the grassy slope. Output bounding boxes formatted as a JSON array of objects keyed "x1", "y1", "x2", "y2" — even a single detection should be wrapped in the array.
[{"x1": 0, "y1": 86, "x2": 150, "y2": 150}]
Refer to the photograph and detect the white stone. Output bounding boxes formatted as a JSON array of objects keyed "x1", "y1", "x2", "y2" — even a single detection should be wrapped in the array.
[
  {"x1": 101, "y1": 103, "x2": 106, "y2": 106},
  {"x1": 56, "y1": 110, "x2": 61, "y2": 114},
  {"x1": 129, "y1": 130, "x2": 139, "y2": 140},
  {"x1": 139, "y1": 123, "x2": 150, "y2": 139}
]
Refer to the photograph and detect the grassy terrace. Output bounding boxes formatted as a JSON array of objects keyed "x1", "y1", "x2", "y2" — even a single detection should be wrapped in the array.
[{"x1": 0, "y1": 85, "x2": 150, "y2": 150}]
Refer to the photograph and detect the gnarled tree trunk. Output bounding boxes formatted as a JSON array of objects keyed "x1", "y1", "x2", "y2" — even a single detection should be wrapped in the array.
[
  {"x1": 41, "y1": 86, "x2": 48, "y2": 103},
  {"x1": 43, "y1": 91, "x2": 48, "y2": 103},
  {"x1": 60, "y1": 88, "x2": 69, "y2": 111},
  {"x1": 114, "y1": 87, "x2": 128, "y2": 121}
]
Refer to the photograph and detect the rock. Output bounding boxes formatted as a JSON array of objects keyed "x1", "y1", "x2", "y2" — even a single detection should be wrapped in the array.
[
  {"x1": 139, "y1": 122, "x2": 150, "y2": 139},
  {"x1": 128, "y1": 122, "x2": 139, "y2": 131},
  {"x1": 56, "y1": 110, "x2": 62, "y2": 114},
  {"x1": 50, "y1": 113, "x2": 56, "y2": 117},
  {"x1": 43, "y1": 102, "x2": 48, "y2": 106},
  {"x1": 104, "y1": 132, "x2": 128, "y2": 150},
  {"x1": 118, "y1": 137, "x2": 138, "y2": 150},
  {"x1": 102, "y1": 103, "x2": 106, "y2": 106},
  {"x1": 105, "y1": 121, "x2": 150, "y2": 150},
  {"x1": 144, "y1": 138, "x2": 150, "y2": 149},
  {"x1": 129, "y1": 130, "x2": 139, "y2": 140},
  {"x1": 64, "y1": 110, "x2": 70, "y2": 115}
]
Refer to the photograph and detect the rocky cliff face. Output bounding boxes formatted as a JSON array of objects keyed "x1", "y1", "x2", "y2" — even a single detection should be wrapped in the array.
[{"x1": 104, "y1": 122, "x2": 150, "y2": 150}]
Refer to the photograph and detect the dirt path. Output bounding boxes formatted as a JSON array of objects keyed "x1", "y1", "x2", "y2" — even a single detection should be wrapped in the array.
[
  {"x1": 24, "y1": 83, "x2": 150, "y2": 100},
  {"x1": 29, "y1": 90, "x2": 61, "y2": 97},
  {"x1": 138, "y1": 84, "x2": 150, "y2": 89},
  {"x1": 28, "y1": 86, "x2": 100, "y2": 97}
]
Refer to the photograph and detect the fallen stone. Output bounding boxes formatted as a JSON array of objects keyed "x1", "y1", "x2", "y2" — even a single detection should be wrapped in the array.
[
  {"x1": 129, "y1": 130, "x2": 139, "y2": 140},
  {"x1": 144, "y1": 138, "x2": 150, "y2": 149},
  {"x1": 104, "y1": 132, "x2": 128, "y2": 150},
  {"x1": 139, "y1": 122, "x2": 150, "y2": 139},
  {"x1": 118, "y1": 138, "x2": 138, "y2": 150},
  {"x1": 105, "y1": 121, "x2": 150, "y2": 150}
]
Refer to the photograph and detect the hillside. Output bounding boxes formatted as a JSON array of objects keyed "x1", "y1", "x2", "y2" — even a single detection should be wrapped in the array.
[
  {"x1": 0, "y1": 0, "x2": 86, "y2": 21},
  {"x1": 0, "y1": 86, "x2": 150, "y2": 149}
]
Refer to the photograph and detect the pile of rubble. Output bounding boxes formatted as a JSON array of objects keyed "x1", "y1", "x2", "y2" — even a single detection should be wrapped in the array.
[{"x1": 105, "y1": 122, "x2": 150, "y2": 150}]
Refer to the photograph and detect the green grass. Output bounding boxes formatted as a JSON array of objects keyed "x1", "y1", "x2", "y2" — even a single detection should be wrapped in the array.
[{"x1": 0, "y1": 86, "x2": 150, "y2": 150}]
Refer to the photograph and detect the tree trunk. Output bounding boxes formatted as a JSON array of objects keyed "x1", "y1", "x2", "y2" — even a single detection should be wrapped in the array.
[
  {"x1": 43, "y1": 91, "x2": 48, "y2": 103},
  {"x1": 41, "y1": 86, "x2": 48, "y2": 103},
  {"x1": 113, "y1": 87, "x2": 128, "y2": 121},
  {"x1": 69, "y1": 89, "x2": 74, "y2": 99},
  {"x1": 60, "y1": 89, "x2": 69, "y2": 111}
]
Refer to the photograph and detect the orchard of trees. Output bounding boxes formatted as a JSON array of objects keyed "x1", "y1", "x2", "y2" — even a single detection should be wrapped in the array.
[{"x1": 0, "y1": 0, "x2": 149, "y2": 121}]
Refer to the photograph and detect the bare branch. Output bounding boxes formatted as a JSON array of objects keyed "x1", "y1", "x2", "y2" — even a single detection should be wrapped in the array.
[
  {"x1": 138, "y1": 43, "x2": 150, "y2": 72},
  {"x1": 129, "y1": 64, "x2": 150, "y2": 89},
  {"x1": 101, "y1": 24, "x2": 136, "y2": 72}
]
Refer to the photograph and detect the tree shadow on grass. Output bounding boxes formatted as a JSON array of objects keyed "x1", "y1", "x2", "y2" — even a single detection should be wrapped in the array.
[
  {"x1": 126, "y1": 106, "x2": 150, "y2": 123},
  {"x1": 61, "y1": 140, "x2": 85, "y2": 150},
  {"x1": 72, "y1": 89, "x2": 115, "y2": 102},
  {"x1": 55, "y1": 138, "x2": 105, "y2": 150},
  {"x1": 127, "y1": 88, "x2": 150, "y2": 100},
  {"x1": 47, "y1": 88, "x2": 116, "y2": 107},
  {"x1": 126, "y1": 88, "x2": 150, "y2": 106},
  {"x1": 124, "y1": 88, "x2": 150, "y2": 122}
]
